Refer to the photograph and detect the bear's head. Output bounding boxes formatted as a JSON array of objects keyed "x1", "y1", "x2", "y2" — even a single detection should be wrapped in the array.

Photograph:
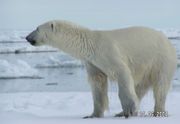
[
  {"x1": 26, "y1": 21, "x2": 57, "y2": 46},
  {"x1": 26, "y1": 20, "x2": 75, "y2": 48}
]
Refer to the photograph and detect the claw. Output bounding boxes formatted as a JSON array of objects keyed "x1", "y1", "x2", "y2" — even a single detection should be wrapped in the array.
[
  {"x1": 115, "y1": 112, "x2": 124, "y2": 117},
  {"x1": 116, "y1": 112, "x2": 129, "y2": 118},
  {"x1": 83, "y1": 114, "x2": 102, "y2": 119},
  {"x1": 124, "y1": 114, "x2": 129, "y2": 118},
  {"x1": 83, "y1": 115, "x2": 94, "y2": 119}
]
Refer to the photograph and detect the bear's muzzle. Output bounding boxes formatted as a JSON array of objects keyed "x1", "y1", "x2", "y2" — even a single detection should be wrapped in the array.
[{"x1": 26, "y1": 31, "x2": 36, "y2": 45}]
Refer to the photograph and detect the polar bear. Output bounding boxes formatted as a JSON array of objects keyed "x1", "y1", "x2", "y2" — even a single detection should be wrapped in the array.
[{"x1": 26, "y1": 20, "x2": 177, "y2": 118}]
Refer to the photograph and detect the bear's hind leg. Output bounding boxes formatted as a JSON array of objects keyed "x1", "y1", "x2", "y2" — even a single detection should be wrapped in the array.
[
  {"x1": 152, "y1": 59, "x2": 174, "y2": 117},
  {"x1": 84, "y1": 62, "x2": 108, "y2": 118},
  {"x1": 153, "y1": 80, "x2": 170, "y2": 117}
]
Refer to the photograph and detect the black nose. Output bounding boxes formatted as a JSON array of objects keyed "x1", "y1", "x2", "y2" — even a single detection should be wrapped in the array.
[
  {"x1": 26, "y1": 35, "x2": 36, "y2": 45},
  {"x1": 26, "y1": 36, "x2": 30, "y2": 41}
]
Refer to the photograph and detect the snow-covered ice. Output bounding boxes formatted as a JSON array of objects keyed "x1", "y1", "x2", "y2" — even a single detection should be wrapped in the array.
[
  {"x1": 0, "y1": 59, "x2": 40, "y2": 79},
  {"x1": 159, "y1": 29, "x2": 180, "y2": 39},
  {"x1": 35, "y1": 56, "x2": 83, "y2": 68},
  {"x1": 0, "y1": 91, "x2": 180, "y2": 124},
  {"x1": 0, "y1": 30, "x2": 29, "y2": 41},
  {"x1": 0, "y1": 44, "x2": 58, "y2": 54}
]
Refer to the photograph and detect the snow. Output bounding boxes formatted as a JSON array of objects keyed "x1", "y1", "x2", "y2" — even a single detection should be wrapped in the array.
[
  {"x1": 0, "y1": 59, "x2": 40, "y2": 79},
  {"x1": 36, "y1": 56, "x2": 83, "y2": 68},
  {"x1": 159, "y1": 29, "x2": 180, "y2": 39},
  {"x1": 0, "y1": 91, "x2": 180, "y2": 124},
  {"x1": 0, "y1": 30, "x2": 29, "y2": 41},
  {"x1": 15, "y1": 45, "x2": 58, "y2": 52},
  {"x1": 0, "y1": 45, "x2": 58, "y2": 54}
]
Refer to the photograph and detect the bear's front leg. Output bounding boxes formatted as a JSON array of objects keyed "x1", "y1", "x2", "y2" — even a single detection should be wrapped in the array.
[
  {"x1": 84, "y1": 62, "x2": 108, "y2": 118},
  {"x1": 116, "y1": 65, "x2": 139, "y2": 118}
]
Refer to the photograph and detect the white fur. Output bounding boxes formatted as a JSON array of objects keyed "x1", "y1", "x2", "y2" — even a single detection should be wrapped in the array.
[{"x1": 29, "y1": 20, "x2": 177, "y2": 118}]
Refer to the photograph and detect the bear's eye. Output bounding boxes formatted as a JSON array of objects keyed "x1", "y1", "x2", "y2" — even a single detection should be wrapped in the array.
[{"x1": 51, "y1": 24, "x2": 54, "y2": 31}]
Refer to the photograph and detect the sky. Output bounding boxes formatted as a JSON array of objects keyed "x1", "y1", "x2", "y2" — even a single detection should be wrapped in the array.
[{"x1": 0, "y1": 0, "x2": 180, "y2": 30}]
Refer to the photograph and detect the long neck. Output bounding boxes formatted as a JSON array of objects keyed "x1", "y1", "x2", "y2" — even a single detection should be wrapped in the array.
[{"x1": 59, "y1": 27, "x2": 97, "y2": 60}]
